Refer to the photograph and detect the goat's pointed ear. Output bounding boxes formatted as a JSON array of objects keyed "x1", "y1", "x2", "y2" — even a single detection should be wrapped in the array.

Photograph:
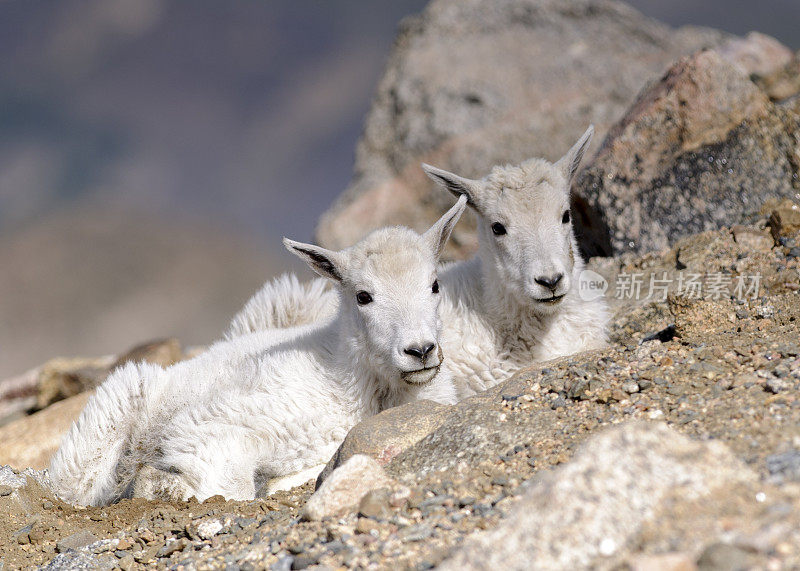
[
  {"x1": 423, "y1": 194, "x2": 468, "y2": 259},
  {"x1": 283, "y1": 239, "x2": 343, "y2": 282},
  {"x1": 422, "y1": 163, "x2": 482, "y2": 210},
  {"x1": 556, "y1": 125, "x2": 594, "y2": 183}
]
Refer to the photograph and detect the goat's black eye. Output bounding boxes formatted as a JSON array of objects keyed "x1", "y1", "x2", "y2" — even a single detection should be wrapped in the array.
[
  {"x1": 356, "y1": 291, "x2": 373, "y2": 305},
  {"x1": 432, "y1": 279, "x2": 439, "y2": 294},
  {"x1": 562, "y1": 210, "x2": 570, "y2": 224},
  {"x1": 491, "y1": 222, "x2": 506, "y2": 236}
]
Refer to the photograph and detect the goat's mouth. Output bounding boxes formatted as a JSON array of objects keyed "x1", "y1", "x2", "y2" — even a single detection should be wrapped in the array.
[
  {"x1": 401, "y1": 364, "x2": 440, "y2": 386},
  {"x1": 534, "y1": 293, "x2": 566, "y2": 304}
]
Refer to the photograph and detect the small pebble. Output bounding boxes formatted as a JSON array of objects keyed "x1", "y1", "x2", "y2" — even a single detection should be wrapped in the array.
[
  {"x1": 766, "y1": 378, "x2": 788, "y2": 394},
  {"x1": 773, "y1": 365, "x2": 790, "y2": 378},
  {"x1": 401, "y1": 524, "x2": 433, "y2": 542},
  {"x1": 325, "y1": 540, "x2": 345, "y2": 554},
  {"x1": 599, "y1": 537, "x2": 616, "y2": 556},
  {"x1": 271, "y1": 556, "x2": 294, "y2": 571},
  {"x1": 359, "y1": 489, "x2": 391, "y2": 519},
  {"x1": 156, "y1": 538, "x2": 188, "y2": 558},
  {"x1": 291, "y1": 554, "x2": 318, "y2": 570},
  {"x1": 287, "y1": 544, "x2": 308, "y2": 555},
  {"x1": 117, "y1": 553, "x2": 135, "y2": 571},
  {"x1": 56, "y1": 530, "x2": 98, "y2": 553},
  {"x1": 697, "y1": 542, "x2": 751, "y2": 569},
  {"x1": 28, "y1": 529, "x2": 44, "y2": 543},
  {"x1": 622, "y1": 381, "x2": 639, "y2": 394},
  {"x1": 355, "y1": 517, "x2": 380, "y2": 534}
]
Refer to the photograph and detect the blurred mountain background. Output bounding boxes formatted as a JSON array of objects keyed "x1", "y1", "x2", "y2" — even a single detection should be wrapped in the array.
[{"x1": 1, "y1": 0, "x2": 798, "y2": 379}]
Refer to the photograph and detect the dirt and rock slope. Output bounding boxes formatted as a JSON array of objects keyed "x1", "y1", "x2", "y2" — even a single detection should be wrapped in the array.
[
  {"x1": 1, "y1": 208, "x2": 799, "y2": 569},
  {"x1": 1, "y1": 0, "x2": 800, "y2": 569}
]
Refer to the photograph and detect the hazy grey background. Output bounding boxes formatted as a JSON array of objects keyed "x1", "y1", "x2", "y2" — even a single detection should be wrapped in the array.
[{"x1": 1, "y1": 0, "x2": 798, "y2": 378}]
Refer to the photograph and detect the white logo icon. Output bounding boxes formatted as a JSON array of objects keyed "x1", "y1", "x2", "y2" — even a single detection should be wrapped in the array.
[{"x1": 577, "y1": 269, "x2": 608, "y2": 301}]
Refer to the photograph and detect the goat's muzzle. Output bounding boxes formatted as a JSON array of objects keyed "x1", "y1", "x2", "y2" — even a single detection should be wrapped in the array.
[{"x1": 400, "y1": 345, "x2": 444, "y2": 385}]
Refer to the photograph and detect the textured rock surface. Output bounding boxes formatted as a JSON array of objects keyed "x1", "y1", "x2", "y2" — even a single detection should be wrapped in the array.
[
  {"x1": 33, "y1": 357, "x2": 113, "y2": 411},
  {"x1": 769, "y1": 198, "x2": 800, "y2": 241},
  {"x1": 302, "y1": 455, "x2": 394, "y2": 521},
  {"x1": 55, "y1": 530, "x2": 100, "y2": 553},
  {"x1": 316, "y1": 399, "x2": 454, "y2": 486},
  {"x1": 387, "y1": 377, "x2": 552, "y2": 479},
  {"x1": 758, "y1": 51, "x2": 800, "y2": 101},
  {"x1": 577, "y1": 42, "x2": 800, "y2": 255},
  {"x1": 439, "y1": 422, "x2": 754, "y2": 570},
  {"x1": 717, "y1": 31, "x2": 794, "y2": 77},
  {"x1": 0, "y1": 392, "x2": 91, "y2": 470},
  {"x1": 0, "y1": 367, "x2": 40, "y2": 426},
  {"x1": 316, "y1": 0, "x2": 726, "y2": 257}
]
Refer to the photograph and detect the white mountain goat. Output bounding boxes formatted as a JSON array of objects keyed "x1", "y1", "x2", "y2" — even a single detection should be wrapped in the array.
[
  {"x1": 423, "y1": 126, "x2": 608, "y2": 394},
  {"x1": 48, "y1": 197, "x2": 466, "y2": 506},
  {"x1": 225, "y1": 126, "x2": 608, "y2": 397}
]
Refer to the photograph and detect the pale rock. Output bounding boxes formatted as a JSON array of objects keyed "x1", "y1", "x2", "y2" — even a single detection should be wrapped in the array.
[
  {"x1": 717, "y1": 31, "x2": 794, "y2": 78},
  {"x1": 302, "y1": 455, "x2": 394, "y2": 521},
  {"x1": 731, "y1": 225, "x2": 774, "y2": 252},
  {"x1": 316, "y1": 399, "x2": 453, "y2": 487},
  {"x1": 0, "y1": 392, "x2": 91, "y2": 469}
]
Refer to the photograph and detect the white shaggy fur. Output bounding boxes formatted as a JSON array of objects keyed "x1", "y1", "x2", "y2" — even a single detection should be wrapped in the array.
[
  {"x1": 48, "y1": 198, "x2": 466, "y2": 506},
  {"x1": 227, "y1": 127, "x2": 608, "y2": 398},
  {"x1": 227, "y1": 274, "x2": 337, "y2": 338}
]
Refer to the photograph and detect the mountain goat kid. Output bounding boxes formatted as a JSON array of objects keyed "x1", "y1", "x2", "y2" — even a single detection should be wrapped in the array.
[
  {"x1": 422, "y1": 126, "x2": 608, "y2": 395},
  {"x1": 225, "y1": 127, "x2": 608, "y2": 398},
  {"x1": 48, "y1": 196, "x2": 466, "y2": 506}
]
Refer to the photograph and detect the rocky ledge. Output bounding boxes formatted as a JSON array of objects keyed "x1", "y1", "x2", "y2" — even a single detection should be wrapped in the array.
[{"x1": 0, "y1": 204, "x2": 798, "y2": 569}]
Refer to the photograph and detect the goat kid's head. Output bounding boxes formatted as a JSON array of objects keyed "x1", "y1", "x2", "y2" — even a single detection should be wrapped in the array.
[
  {"x1": 422, "y1": 126, "x2": 594, "y2": 314},
  {"x1": 284, "y1": 195, "x2": 467, "y2": 385}
]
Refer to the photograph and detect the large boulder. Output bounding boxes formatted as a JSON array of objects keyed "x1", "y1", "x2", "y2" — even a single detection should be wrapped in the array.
[
  {"x1": 577, "y1": 42, "x2": 800, "y2": 254},
  {"x1": 439, "y1": 422, "x2": 756, "y2": 570},
  {"x1": 316, "y1": 0, "x2": 727, "y2": 258}
]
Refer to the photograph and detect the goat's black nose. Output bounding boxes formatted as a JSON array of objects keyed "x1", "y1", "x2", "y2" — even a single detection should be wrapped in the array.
[
  {"x1": 404, "y1": 343, "x2": 436, "y2": 360},
  {"x1": 534, "y1": 273, "x2": 563, "y2": 291}
]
